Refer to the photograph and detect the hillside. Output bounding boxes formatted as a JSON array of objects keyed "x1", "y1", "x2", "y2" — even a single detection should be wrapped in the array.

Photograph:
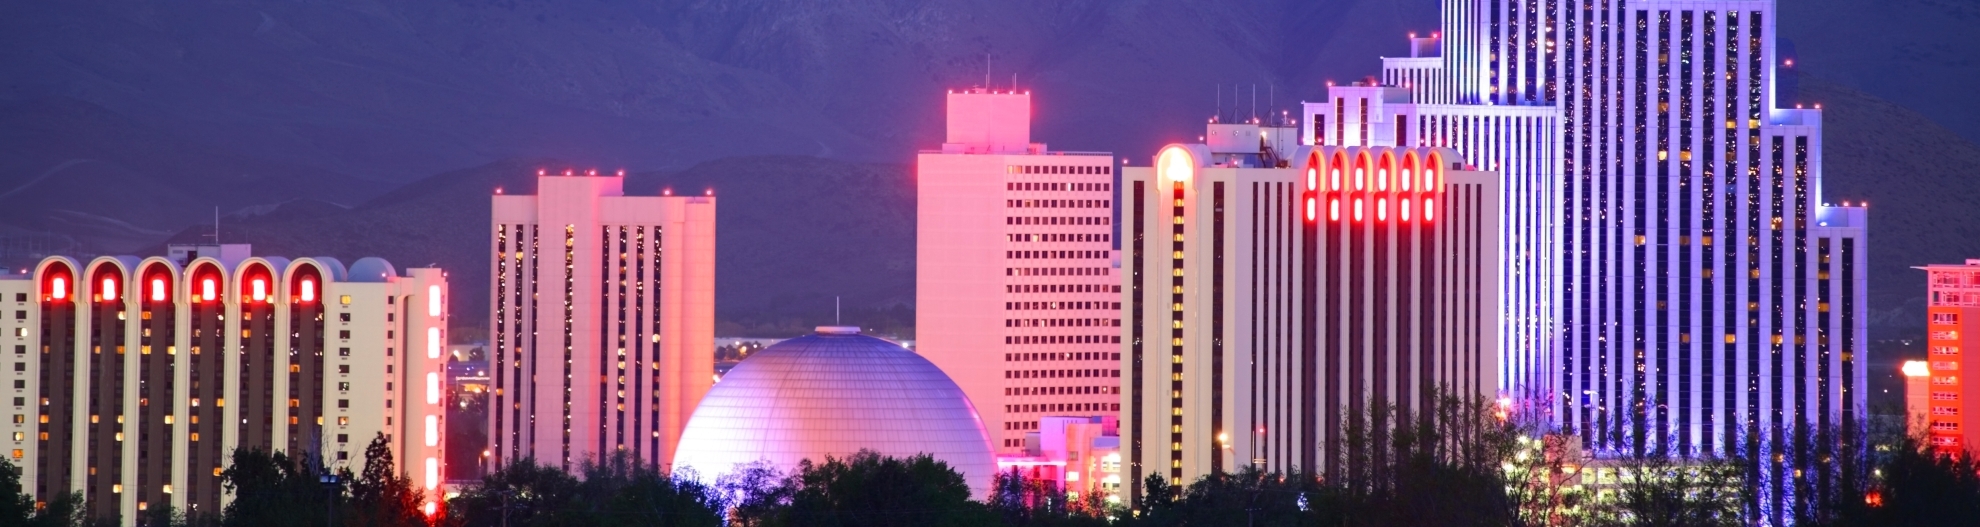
[
  {"x1": 159, "y1": 156, "x2": 917, "y2": 338},
  {"x1": 1799, "y1": 76, "x2": 1980, "y2": 335}
]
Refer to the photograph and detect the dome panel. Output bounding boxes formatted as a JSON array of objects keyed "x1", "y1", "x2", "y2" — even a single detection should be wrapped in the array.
[{"x1": 672, "y1": 329, "x2": 996, "y2": 499}]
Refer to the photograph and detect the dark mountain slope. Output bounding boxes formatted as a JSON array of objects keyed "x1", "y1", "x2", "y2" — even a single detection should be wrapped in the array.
[
  {"x1": 1801, "y1": 76, "x2": 1980, "y2": 334},
  {"x1": 158, "y1": 156, "x2": 915, "y2": 337}
]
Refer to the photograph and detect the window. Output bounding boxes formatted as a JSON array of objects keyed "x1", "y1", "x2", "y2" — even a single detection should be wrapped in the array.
[
  {"x1": 340, "y1": 295, "x2": 351, "y2": 305},
  {"x1": 1933, "y1": 313, "x2": 1960, "y2": 325},
  {"x1": 12, "y1": 311, "x2": 21, "y2": 320},
  {"x1": 339, "y1": 330, "x2": 351, "y2": 340},
  {"x1": 337, "y1": 399, "x2": 349, "y2": 408},
  {"x1": 338, "y1": 416, "x2": 349, "y2": 426},
  {"x1": 338, "y1": 365, "x2": 350, "y2": 374},
  {"x1": 338, "y1": 382, "x2": 350, "y2": 391},
  {"x1": 337, "y1": 434, "x2": 349, "y2": 443},
  {"x1": 339, "y1": 313, "x2": 351, "y2": 322},
  {"x1": 337, "y1": 451, "x2": 349, "y2": 461},
  {"x1": 339, "y1": 348, "x2": 351, "y2": 357}
]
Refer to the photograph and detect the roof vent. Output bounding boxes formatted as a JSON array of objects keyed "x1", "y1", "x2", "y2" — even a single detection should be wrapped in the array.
[{"x1": 815, "y1": 326, "x2": 861, "y2": 335}]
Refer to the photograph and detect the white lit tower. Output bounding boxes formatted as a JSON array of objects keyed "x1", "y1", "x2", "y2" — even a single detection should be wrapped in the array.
[
  {"x1": 1308, "y1": 1, "x2": 1870, "y2": 522},
  {"x1": 917, "y1": 89, "x2": 1123, "y2": 454}
]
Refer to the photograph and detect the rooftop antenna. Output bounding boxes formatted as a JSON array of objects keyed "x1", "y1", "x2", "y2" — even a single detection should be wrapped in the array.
[
  {"x1": 1251, "y1": 84, "x2": 1257, "y2": 123},
  {"x1": 210, "y1": 206, "x2": 221, "y2": 244},
  {"x1": 1012, "y1": 73, "x2": 1017, "y2": 92},
  {"x1": 985, "y1": 53, "x2": 992, "y2": 89},
  {"x1": 835, "y1": 296, "x2": 841, "y2": 325},
  {"x1": 1216, "y1": 84, "x2": 1221, "y2": 123},
  {"x1": 1269, "y1": 84, "x2": 1275, "y2": 125}
]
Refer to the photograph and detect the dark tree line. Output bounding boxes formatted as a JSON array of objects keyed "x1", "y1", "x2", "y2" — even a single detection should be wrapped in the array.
[
  {"x1": 0, "y1": 432, "x2": 427, "y2": 527},
  {"x1": 8, "y1": 402, "x2": 1979, "y2": 526}
]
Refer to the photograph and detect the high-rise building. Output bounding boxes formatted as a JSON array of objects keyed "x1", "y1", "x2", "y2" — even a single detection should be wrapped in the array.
[
  {"x1": 1916, "y1": 260, "x2": 1980, "y2": 453},
  {"x1": 917, "y1": 89, "x2": 1123, "y2": 453},
  {"x1": 0, "y1": 247, "x2": 448, "y2": 520},
  {"x1": 1118, "y1": 133, "x2": 1502, "y2": 497},
  {"x1": 486, "y1": 171, "x2": 716, "y2": 471},
  {"x1": 1308, "y1": 2, "x2": 1871, "y2": 521}
]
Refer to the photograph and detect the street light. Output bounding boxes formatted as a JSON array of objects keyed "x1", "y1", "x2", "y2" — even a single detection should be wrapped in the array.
[{"x1": 319, "y1": 473, "x2": 342, "y2": 527}]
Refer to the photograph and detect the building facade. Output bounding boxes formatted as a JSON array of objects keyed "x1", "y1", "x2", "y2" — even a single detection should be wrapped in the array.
[
  {"x1": 0, "y1": 247, "x2": 447, "y2": 521},
  {"x1": 1301, "y1": 2, "x2": 1870, "y2": 521},
  {"x1": 917, "y1": 89, "x2": 1123, "y2": 453},
  {"x1": 486, "y1": 171, "x2": 715, "y2": 471},
  {"x1": 1917, "y1": 260, "x2": 1980, "y2": 453},
  {"x1": 1119, "y1": 137, "x2": 1502, "y2": 499}
]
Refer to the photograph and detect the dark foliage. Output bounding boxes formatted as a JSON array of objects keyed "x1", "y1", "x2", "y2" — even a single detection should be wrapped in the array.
[{"x1": 446, "y1": 450, "x2": 723, "y2": 527}]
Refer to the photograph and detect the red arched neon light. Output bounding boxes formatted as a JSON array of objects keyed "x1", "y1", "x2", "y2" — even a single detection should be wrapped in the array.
[{"x1": 41, "y1": 262, "x2": 73, "y2": 302}]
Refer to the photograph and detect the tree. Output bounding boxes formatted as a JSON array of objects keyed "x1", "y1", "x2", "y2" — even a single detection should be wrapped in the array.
[
  {"x1": 1578, "y1": 453, "x2": 1749, "y2": 527},
  {"x1": 764, "y1": 450, "x2": 996, "y2": 527},
  {"x1": 350, "y1": 433, "x2": 428, "y2": 527},
  {"x1": 219, "y1": 448, "x2": 341, "y2": 527},
  {"x1": 445, "y1": 457, "x2": 582, "y2": 527},
  {"x1": 0, "y1": 457, "x2": 34, "y2": 526}
]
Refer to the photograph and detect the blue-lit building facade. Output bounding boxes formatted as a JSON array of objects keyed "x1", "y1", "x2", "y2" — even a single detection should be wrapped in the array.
[{"x1": 1303, "y1": 1, "x2": 1870, "y2": 522}]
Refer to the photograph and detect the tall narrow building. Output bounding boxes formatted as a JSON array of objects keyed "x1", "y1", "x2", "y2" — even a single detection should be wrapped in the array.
[
  {"x1": 0, "y1": 248, "x2": 448, "y2": 521},
  {"x1": 1118, "y1": 131, "x2": 1502, "y2": 500},
  {"x1": 1917, "y1": 260, "x2": 1980, "y2": 454},
  {"x1": 918, "y1": 89, "x2": 1123, "y2": 453},
  {"x1": 1307, "y1": 1, "x2": 1870, "y2": 522},
  {"x1": 486, "y1": 171, "x2": 716, "y2": 471}
]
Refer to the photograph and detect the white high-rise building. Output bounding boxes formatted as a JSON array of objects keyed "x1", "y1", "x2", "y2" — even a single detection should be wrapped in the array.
[
  {"x1": 1305, "y1": 1, "x2": 1869, "y2": 521},
  {"x1": 0, "y1": 247, "x2": 448, "y2": 520},
  {"x1": 486, "y1": 171, "x2": 716, "y2": 471},
  {"x1": 917, "y1": 89, "x2": 1123, "y2": 453},
  {"x1": 1118, "y1": 132, "x2": 1504, "y2": 499}
]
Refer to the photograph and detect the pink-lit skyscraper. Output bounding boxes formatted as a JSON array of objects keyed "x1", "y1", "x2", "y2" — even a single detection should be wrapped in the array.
[
  {"x1": 487, "y1": 171, "x2": 716, "y2": 471},
  {"x1": 918, "y1": 90, "x2": 1122, "y2": 452}
]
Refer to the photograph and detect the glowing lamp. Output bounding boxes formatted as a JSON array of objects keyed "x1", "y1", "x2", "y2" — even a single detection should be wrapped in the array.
[
  {"x1": 101, "y1": 277, "x2": 117, "y2": 302},
  {"x1": 1353, "y1": 199, "x2": 1363, "y2": 221},
  {"x1": 1376, "y1": 169, "x2": 1388, "y2": 191},
  {"x1": 1377, "y1": 198, "x2": 1387, "y2": 221},
  {"x1": 300, "y1": 279, "x2": 316, "y2": 303},
  {"x1": 251, "y1": 279, "x2": 266, "y2": 302},
  {"x1": 151, "y1": 279, "x2": 166, "y2": 302},
  {"x1": 1304, "y1": 197, "x2": 1316, "y2": 222},
  {"x1": 1401, "y1": 199, "x2": 1412, "y2": 221},
  {"x1": 1157, "y1": 146, "x2": 1193, "y2": 182},
  {"x1": 1424, "y1": 169, "x2": 1436, "y2": 189},
  {"x1": 1401, "y1": 169, "x2": 1413, "y2": 191},
  {"x1": 1353, "y1": 168, "x2": 1365, "y2": 190},
  {"x1": 424, "y1": 459, "x2": 439, "y2": 491},
  {"x1": 1305, "y1": 167, "x2": 1317, "y2": 191},
  {"x1": 427, "y1": 372, "x2": 440, "y2": 404},
  {"x1": 1329, "y1": 169, "x2": 1340, "y2": 190},
  {"x1": 201, "y1": 279, "x2": 216, "y2": 302},
  {"x1": 1424, "y1": 198, "x2": 1435, "y2": 221},
  {"x1": 1329, "y1": 199, "x2": 1340, "y2": 221},
  {"x1": 423, "y1": 502, "x2": 437, "y2": 517},
  {"x1": 51, "y1": 277, "x2": 66, "y2": 300}
]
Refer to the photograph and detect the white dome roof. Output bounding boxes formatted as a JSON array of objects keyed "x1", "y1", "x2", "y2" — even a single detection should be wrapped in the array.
[{"x1": 672, "y1": 327, "x2": 995, "y2": 499}]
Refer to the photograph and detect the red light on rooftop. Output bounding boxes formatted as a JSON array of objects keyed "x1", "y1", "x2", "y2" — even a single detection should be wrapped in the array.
[
  {"x1": 200, "y1": 279, "x2": 215, "y2": 302},
  {"x1": 150, "y1": 279, "x2": 165, "y2": 302},
  {"x1": 51, "y1": 277, "x2": 66, "y2": 301},
  {"x1": 100, "y1": 277, "x2": 118, "y2": 302},
  {"x1": 251, "y1": 279, "x2": 267, "y2": 302},
  {"x1": 300, "y1": 279, "x2": 316, "y2": 303},
  {"x1": 663, "y1": 189, "x2": 673, "y2": 196},
  {"x1": 1304, "y1": 197, "x2": 1316, "y2": 222},
  {"x1": 705, "y1": 189, "x2": 713, "y2": 196},
  {"x1": 494, "y1": 187, "x2": 503, "y2": 195}
]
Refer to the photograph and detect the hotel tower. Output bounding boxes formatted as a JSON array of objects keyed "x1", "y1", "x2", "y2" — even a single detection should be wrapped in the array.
[
  {"x1": 1307, "y1": 1, "x2": 1870, "y2": 521},
  {"x1": 1119, "y1": 127, "x2": 1503, "y2": 499},
  {"x1": 918, "y1": 89, "x2": 1123, "y2": 453},
  {"x1": 486, "y1": 171, "x2": 716, "y2": 471},
  {"x1": 0, "y1": 247, "x2": 448, "y2": 520}
]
